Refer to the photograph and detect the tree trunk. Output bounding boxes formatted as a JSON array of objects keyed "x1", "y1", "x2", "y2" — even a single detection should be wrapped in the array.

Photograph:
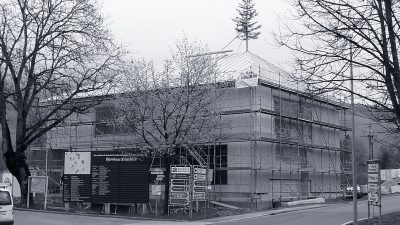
[{"x1": 3, "y1": 148, "x2": 31, "y2": 207}]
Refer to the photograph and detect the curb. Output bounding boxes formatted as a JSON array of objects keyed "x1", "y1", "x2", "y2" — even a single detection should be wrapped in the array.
[
  {"x1": 201, "y1": 204, "x2": 330, "y2": 224},
  {"x1": 14, "y1": 207, "x2": 184, "y2": 222},
  {"x1": 341, "y1": 217, "x2": 369, "y2": 225}
]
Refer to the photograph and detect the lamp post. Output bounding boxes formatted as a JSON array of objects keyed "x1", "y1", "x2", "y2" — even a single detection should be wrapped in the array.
[{"x1": 350, "y1": 40, "x2": 358, "y2": 225}]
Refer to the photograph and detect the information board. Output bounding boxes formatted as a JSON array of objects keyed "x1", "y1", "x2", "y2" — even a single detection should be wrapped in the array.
[
  {"x1": 63, "y1": 151, "x2": 150, "y2": 203},
  {"x1": 91, "y1": 151, "x2": 150, "y2": 203}
]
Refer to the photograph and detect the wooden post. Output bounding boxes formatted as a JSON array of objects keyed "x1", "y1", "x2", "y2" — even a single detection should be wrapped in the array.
[
  {"x1": 104, "y1": 203, "x2": 110, "y2": 215},
  {"x1": 27, "y1": 177, "x2": 30, "y2": 208},
  {"x1": 64, "y1": 202, "x2": 70, "y2": 211}
]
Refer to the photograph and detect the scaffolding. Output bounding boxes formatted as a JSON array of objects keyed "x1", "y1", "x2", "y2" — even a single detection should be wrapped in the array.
[
  {"x1": 27, "y1": 59, "x2": 353, "y2": 205},
  {"x1": 205, "y1": 73, "x2": 352, "y2": 204}
]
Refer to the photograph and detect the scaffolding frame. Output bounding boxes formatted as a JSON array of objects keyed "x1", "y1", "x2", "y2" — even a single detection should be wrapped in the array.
[{"x1": 27, "y1": 72, "x2": 353, "y2": 204}]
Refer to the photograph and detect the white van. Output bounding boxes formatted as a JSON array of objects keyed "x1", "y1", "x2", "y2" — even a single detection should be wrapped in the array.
[{"x1": 0, "y1": 188, "x2": 13, "y2": 225}]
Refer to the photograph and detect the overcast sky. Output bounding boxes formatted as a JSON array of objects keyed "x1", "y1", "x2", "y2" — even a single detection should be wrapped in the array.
[{"x1": 102, "y1": 0, "x2": 293, "y2": 67}]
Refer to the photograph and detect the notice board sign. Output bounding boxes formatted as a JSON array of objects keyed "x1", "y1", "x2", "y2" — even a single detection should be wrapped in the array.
[
  {"x1": 63, "y1": 151, "x2": 150, "y2": 203},
  {"x1": 91, "y1": 151, "x2": 149, "y2": 203},
  {"x1": 29, "y1": 176, "x2": 48, "y2": 194}
]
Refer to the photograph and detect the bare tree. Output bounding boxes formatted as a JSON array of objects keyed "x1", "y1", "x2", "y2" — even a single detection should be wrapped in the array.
[
  {"x1": 277, "y1": 0, "x2": 400, "y2": 132},
  {"x1": 114, "y1": 39, "x2": 225, "y2": 213},
  {"x1": 0, "y1": 0, "x2": 123, "y2": 205}
]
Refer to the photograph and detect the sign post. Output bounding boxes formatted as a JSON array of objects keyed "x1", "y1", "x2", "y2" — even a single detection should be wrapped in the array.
[
  {"x1": 169, "y1": 165, "x2": 191, "y2": 212},
  {"x1": 367, "y1": 159, "x2": 381, "y2": 225},
  {"x1": 193, "y1": 165, "x2": 207, "y2": 213},
  {"x1": 27, "y1": 176, "x2": 48, "y2": 210}
]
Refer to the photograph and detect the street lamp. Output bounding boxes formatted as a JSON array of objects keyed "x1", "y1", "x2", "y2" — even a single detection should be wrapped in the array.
[{"x1": 349, "y1": 39, "x2": 358, "y2": 225}]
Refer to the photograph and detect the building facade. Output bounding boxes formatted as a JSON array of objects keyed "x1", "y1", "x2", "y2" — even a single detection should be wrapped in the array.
[{"x1": 28, "y1": 52, "x2": 352, "y2": 205}]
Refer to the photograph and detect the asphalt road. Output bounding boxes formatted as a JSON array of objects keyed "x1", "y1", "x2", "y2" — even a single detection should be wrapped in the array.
[
  {"x1": 208, "y1": 195, "x2": 400, "y2": 225},
  {"x1": 13, "y1": 195, "x2": 400, "y2": 225}
]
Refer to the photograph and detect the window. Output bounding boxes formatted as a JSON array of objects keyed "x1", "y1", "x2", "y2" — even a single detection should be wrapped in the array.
[
  {"x1": 300, "y1": 102, "x2": 312, "y2": 120},
  {"x1": 274, "y1": 97, "x2": 299, "y2": 118},
  {"x1": 0, "y1": 191, "x2": 11, "y2": 205},
  {"x1": 299, "y1": 122, "x2": 313, "y2": 142},
  {"x1": 299, "y1": 147, "x2": 308, "y2": 168},
  {"x1": 198, "y1": 145, "x2": 227, "y2": 185},
  {"x1": 95, "y1": 106, "x2": 114, "y2": 135},
  {"x1": 177, "y1": 145, "x2": 228, "y2": 185},
  {"x1": 95, "y1": 106, "x2": 131, "y2": 135},
  {"x1": 276, "y1": 144, "x2": 298, "y2": 163}
]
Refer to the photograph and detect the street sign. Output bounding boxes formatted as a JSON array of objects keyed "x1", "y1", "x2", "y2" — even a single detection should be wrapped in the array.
[
  {"x1": 170, "y1": 192, "x2": 189, "y2": 199},
  {"x1": 367, "y1": 159, "x2": 381, "y2": 222},
  {"x1": 171, "y1": 173, "x2": 191, "y2": 179},
  {"x1": 171, "y1": 185, "x2": 189, "y2": 192},
  {"x1": 194, "y1": 174, "x2": 207, "y2": 181},
  {"x1": 169, "y1": 165, "x2": 192, "y2": 207},
  {"x1": 193, "y1": 192, "x2": 206, "y2": 200},
  {"x1": 368, "y1": 183, "x2": 378, "y2": 192},
  {"x1": 194, "y1": 186, "x2": 206, "y2": 192},
  {"x1": 193, "y1": 165, "x2": 207, "y2": 202},
  {"x1": 151, "y1": 171, "x2": 164, "y2": 175},
  {"x1": 171, "y1": 179, "x2": 189, "y2": 186},
  {"x1": 194, "y1": 180, "x2": 206, "y2": 186},
  {"x1": 368, "y1": 163, "x2": 379, "y2": 173},
  {"x1": 368, "y1": 174, "x2": 379, "y2": 183},
  {"x1": 170, "y1": 198, "x2": 189, "y2": 205},
  {"x1": 194, "y1": 168, "x2": 207, "y2": 174},
  {"x1": 171, "y1": 166, "x2": 191, "y2": 174}
]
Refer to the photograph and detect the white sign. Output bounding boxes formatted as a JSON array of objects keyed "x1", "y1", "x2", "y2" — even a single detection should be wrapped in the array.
[
  {"x1": 194, "y1": 174, "x2": 207, "y2": 181},
  {"x1": 368, "y1": 183, "x2": 378, "y2": 193},
  {"x1": 171, "y1": 166, "x2": 191, "y2": 174},
  {"x1": 194, "y1": 168, "x2": 207, "y2": 175},
  {"x1": 368, "y1": 163, "x2": 379, "y2": 173},
  {"x1": 64, "y1": 152, "x2": 91, "y2": 175},
  {"x1": 151, "y1": 185, "x2": 162, "y2": 195},
  {"x1": 368, "y1": 174, "x2": 379, "y2": 183}
]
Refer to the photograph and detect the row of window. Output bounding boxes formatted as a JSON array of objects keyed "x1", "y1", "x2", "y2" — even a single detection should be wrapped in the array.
[
  {"x1": 276, "y1": 144, "x2": 309, "y2": 167},
  {"x1": 274, "y1": 118, "x2": 313, "y2": 141},
  {"x1": 273, "y1": 97, "x2": 313, "y2": 121}
]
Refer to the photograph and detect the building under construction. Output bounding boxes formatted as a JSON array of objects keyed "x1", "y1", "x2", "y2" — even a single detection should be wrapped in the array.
[{"x1": 28, "y1": 51, "x2": 352, "y2": 205}]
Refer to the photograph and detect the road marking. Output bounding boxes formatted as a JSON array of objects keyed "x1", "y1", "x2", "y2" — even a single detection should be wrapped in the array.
[{"x1": 341, "y1": 217, "x2": 369, "y2": 225}]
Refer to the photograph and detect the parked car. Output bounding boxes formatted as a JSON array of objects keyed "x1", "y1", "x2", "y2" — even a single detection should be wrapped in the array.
[
  {"x1": 342, "y1": 185, "x2": 363, "y2": 199},
  {"x1": 0, "y1": 188, "x2": 13, "y2": 225}
]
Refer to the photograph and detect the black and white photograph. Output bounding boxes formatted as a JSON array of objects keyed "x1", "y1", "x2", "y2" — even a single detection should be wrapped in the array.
[{"x1": 0, "y1": 0, "x2": 400, "y2": 224}]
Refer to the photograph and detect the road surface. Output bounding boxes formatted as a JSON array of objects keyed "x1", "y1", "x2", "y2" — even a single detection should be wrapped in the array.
[
  {"x1": 207, "y1": 195, "x2": 400, "y2": 225},
  {"x1": 14, "y1": 195, "x2": 400, "y2": 225}
]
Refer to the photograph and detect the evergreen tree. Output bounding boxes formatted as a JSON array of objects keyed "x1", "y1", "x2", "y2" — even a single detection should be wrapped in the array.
[{"x1": 233, "y1": 0, "x2": 261, "y2": 52}]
